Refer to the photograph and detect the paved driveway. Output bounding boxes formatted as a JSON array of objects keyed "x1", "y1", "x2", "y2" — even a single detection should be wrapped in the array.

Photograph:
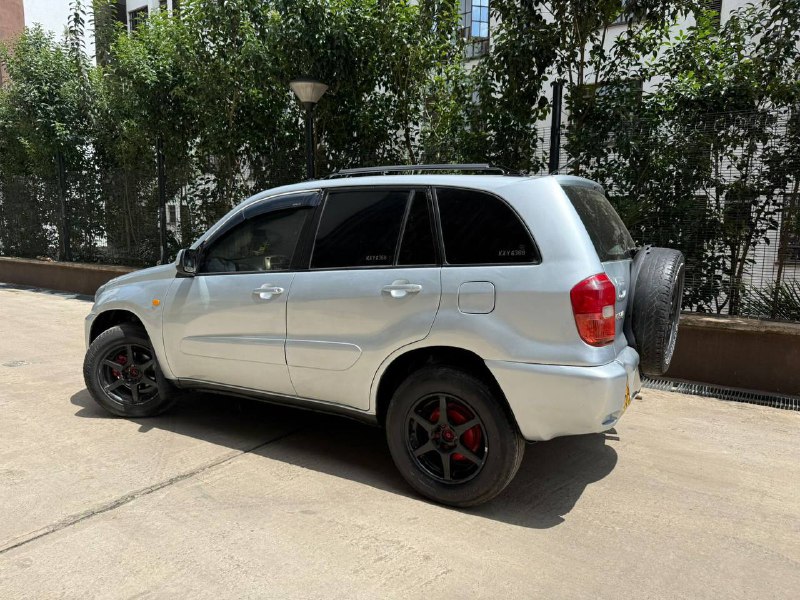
[{"x1": 1, "y1": 285, "x2": 798, "y2": 599}]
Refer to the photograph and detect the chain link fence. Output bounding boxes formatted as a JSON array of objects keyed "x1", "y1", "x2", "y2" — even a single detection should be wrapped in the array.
[
  {"x1": 1, "y1": 109, "x2": 799, "y2": 323},
  {"x1": 0, "y1": 164, "x2": 226, "y2": 267}
]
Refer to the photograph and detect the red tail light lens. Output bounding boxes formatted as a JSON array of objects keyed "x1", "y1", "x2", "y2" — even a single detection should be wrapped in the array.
[{"x1": 570, "y1": 273, "x2": 616, "y2": 347}]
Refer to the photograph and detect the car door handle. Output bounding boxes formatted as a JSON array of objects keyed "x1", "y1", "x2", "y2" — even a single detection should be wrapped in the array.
[
  {"x1": 252, "y1": 286, "x2": 285, "y2": 300},
  {"x1": 382, "y1": 281, "x2": 422, "y2": 298}
]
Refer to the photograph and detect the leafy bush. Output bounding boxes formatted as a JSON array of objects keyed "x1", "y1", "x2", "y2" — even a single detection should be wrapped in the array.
[{"x1": 740, "y1": 281, "x2": 800, "y2": 322}]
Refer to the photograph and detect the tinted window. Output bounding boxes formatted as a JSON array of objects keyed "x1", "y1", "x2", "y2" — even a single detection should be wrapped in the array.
[
  {"x1": 398, "y1": 191, "x2": 437, "y2": 265},
  {"x1": 201, "y1": 208, "x2": 309, "y2": 273},
  {"x1": 312, "y1": 189, "x2": 409, "y2": 269},
  {"x1": 563, "y1": 185, "x2": 635, "y2": 261},
  {"x1": 436, "y1": 188, "x2": 537, "y2": 265}
]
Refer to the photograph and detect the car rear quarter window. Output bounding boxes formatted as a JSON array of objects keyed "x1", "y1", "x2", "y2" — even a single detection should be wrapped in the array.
[
  {"x1": 311, "y1": 189, "x2": 409, "y2": 269},
  {"x1": 435, "y1": 187, "x2": 538, "y2": 265},
  {"x1": 562, "y1": 185, "x2": 635, "y2": 262}
]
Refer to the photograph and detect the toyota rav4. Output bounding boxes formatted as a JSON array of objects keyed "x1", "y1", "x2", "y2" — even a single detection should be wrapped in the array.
[{"x1": 84, "y1": 165, "x2": 684, "y2": 507}]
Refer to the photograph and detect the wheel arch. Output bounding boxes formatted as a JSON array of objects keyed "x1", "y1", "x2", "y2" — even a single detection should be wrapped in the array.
[
  {"x1": 89, "y1": 309, "x2": 147, "y2": 344},
  {"x1": 373, "y1": 345, "x2": 519, "y2": 432}
]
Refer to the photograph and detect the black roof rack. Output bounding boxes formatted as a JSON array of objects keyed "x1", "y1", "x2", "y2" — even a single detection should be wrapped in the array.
[{"x1": 327, "y1": 163, "x2": 523, "y2": 178}]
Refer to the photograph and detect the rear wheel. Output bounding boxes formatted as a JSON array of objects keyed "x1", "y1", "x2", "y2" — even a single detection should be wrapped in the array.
[
  {"x1": 386, "y1": 366, "x2": 524, "y2": 507},
  {"x1": 83, "y1": 323, "x2": 177, "y2": 417}
]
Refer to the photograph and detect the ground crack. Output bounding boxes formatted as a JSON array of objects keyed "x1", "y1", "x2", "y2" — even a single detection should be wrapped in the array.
[{"x1": 0, "y1": 428, "x2": 300, "y2": 556}]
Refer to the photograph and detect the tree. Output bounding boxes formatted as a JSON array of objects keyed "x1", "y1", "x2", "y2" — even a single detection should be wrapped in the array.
[
  {"x1": 0, "y1": 10, "x2": 100, "y2": 260},
  {"x1": 565, "y1": 1, "x2": 800, "y2": 316}
]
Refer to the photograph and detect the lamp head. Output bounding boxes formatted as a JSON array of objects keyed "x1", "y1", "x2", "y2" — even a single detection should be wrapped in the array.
[{"x1": 289, "y1": 78, "x2": 329, "y2": 107}]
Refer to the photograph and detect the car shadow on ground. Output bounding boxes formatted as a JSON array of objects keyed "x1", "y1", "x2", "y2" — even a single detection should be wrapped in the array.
[{"x1": 71, "y1": 389, "x2": 618, "y2": 530}]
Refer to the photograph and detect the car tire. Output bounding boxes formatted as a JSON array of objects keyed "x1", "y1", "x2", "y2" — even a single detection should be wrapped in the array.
[
  {"x1": 631, "y1": 248, "x2": 685, "y2": 377},
  {"x1": 385, "y1": 366, "x2": 525, "y2": 507},
  {"x1": 83, "y1": 323, "x2": 177, "y2": 418}
]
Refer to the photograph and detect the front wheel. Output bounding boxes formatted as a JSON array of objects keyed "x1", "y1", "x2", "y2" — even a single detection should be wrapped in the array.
[
  {"x1": 386, "y1": 366, "x2": 524, "y2": 507},
  {"x1": 83, "y1": 323, "x2": 176, "y2": 417}
]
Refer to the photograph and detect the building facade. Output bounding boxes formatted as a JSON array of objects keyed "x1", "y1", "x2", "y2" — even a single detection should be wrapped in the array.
[
  {"x1": 0, "y1": 0, "x2": 24, "y2": 84},
  {"x1": 122, "y1": 0, "x2": 179, "y2": 32}
]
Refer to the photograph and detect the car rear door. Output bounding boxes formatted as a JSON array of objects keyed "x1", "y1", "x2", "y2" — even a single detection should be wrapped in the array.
[{"x1": 285, "y1": 186, "x2": 441, "y2": 410}]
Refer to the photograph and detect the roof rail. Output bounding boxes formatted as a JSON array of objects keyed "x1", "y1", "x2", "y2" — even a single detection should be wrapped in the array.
[{"x1": 327, "y1": 163, "x2": 523, "y2": 178}]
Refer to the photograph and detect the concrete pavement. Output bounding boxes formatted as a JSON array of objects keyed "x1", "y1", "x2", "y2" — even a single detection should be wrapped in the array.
[{"x1": 1, "y1": 285, "x2": 798, "y2": 599}]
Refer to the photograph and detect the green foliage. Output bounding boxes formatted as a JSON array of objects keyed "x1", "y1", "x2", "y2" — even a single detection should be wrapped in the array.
[
  {"x1": 0, "y1": 0, "x2": 468, "y2": 262},
  {"x1": 565, "y1": 0, "x2": 800, "y2": 316},
  {"x1": 459, "y1": 0, "x2": 556, "y2": 171},
  {"x1": 741, "y1": 280, "x2": 800, "y2": 322},
  {"x1": 1, "y1": 0, "x2": 799, "y2": 324},
  {"x1": 0, "y1": 10, "x2": 103, "y2": 260}
]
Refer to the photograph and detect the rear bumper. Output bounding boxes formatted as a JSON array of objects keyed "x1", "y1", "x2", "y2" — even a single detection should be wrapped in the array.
[{"x1": 486, "y1": 347, "x2": 641, "y2": 441}]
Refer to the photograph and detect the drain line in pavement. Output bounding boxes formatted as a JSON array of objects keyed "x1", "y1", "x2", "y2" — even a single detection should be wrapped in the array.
[{"x1": 643, "y1": 377, "x2": 800, "y2": 411}]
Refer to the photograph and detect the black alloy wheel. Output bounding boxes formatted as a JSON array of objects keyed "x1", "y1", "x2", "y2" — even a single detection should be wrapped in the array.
[
  {"x1": 84, "y1": 323, "x2": 177, "y2": 417},
  {"x1": 97, "y1": 343, "x2": 159, "y2": 407},
  {"x1": 406, "y1": 393, "x2": 487, "y2": 484},
  {"x1": 386, "y1": 365, "x2": 525, "y2": 507}
]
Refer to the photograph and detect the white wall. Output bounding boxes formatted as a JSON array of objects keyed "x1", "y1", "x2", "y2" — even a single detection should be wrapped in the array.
[{"x1": 23, "y1": 0, "x2": 95, "y2": 59}]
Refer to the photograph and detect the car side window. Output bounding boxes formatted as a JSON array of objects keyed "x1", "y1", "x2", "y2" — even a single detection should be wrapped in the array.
[
  {"x1": 397, "y1": 191, "x2": 437, "y2": 266},
  {"x1": 435, "y1": 187, "x2": 539, "y2": 265},
  {"x1": 311, "y1": 189, "x2": 410, "y2": 269},
  {"x1": 200, "y1": 207, "x2": 310, "y2": 273}
]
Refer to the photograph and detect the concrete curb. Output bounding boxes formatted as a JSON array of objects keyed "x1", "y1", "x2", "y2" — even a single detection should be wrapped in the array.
[{"x1": 0, "y1": 257, "x2": 137, "y2": 296}]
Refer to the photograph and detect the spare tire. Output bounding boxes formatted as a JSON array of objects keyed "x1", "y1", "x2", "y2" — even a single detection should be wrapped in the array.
[{"x1": 630, "y1": 247, "x2": 685, "y2": 377}]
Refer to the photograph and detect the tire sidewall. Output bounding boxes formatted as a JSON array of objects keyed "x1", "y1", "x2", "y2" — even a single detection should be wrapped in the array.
[
  {"x1": 83, "y1": 324, "x2": 173, "y2": 418},
  {"x1": 385, "y1": 366, "x2": 523, "y2": 507},
  {"x1": 661, "y1": 259, "x2": 685, "y2": 373},
  {"x1": 632, "y1": 248, "x2": 685, "y2": 377}
]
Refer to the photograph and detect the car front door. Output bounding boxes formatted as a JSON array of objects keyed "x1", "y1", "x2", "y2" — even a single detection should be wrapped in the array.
[
  {"x1": 286, "y1": 187, "x2": 441, "y2": 410},
  {"x1": 162, "y1": 192, "x2": 318, "y2": 395}
]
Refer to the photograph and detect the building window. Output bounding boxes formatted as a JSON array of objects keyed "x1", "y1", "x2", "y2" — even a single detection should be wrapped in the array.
[
  {"x1": 782, "y1": 196, "x2": 800, "y2": 264},
  {"x1": 167, "y1": 205, "x2": 177, "y2": 224},
  {"x1": 706, "y1": 0, "x2": 723, "y2": 28},
  {"x1": 159, "y1": 0, "x2": 168, "y2": 11},
  {"x1": 460, "y1": 0, "x2": 490, "y2": 59},
  {"x1": 128, "y1": 6, "x2": 148, "y2": 32}
]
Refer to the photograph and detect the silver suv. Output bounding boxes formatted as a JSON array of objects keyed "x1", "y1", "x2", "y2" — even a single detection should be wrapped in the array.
[{"x1": 84, "y1": 166, "x2": 684, "y2": 506}]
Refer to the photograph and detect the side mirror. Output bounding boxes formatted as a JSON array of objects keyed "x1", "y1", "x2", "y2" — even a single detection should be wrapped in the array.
[{"x1": 176, "y1": 248, "x2": 198, "y2": 276}]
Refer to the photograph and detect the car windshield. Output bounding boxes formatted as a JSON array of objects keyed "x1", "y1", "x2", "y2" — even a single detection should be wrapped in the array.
[{"x1": 562, "y1": 185, "x2": 636, "y2": 262}]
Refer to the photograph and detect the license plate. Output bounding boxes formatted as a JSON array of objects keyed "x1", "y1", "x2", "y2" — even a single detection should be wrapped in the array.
[{"x1": 623, "y1": 383, "x2": 631, "y2": 412}]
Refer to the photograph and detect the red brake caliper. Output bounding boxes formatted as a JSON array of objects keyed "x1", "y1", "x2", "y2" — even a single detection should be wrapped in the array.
[
  {"x1": 430, "y1": 403, "x2": 482, "y2": 462},
  {"x1": 111, "y1": 353, "x2": 127, "y2": 379}
]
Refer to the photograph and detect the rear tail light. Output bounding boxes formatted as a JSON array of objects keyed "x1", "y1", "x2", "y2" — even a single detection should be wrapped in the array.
[{"x1": 570, "y1": 273, "x2": 616, "y2": 347}]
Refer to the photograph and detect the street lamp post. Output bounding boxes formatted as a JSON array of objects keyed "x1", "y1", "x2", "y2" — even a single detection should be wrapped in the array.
[{"x1": 289, "y1": 78, "x2": 328, "y2": 179}]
